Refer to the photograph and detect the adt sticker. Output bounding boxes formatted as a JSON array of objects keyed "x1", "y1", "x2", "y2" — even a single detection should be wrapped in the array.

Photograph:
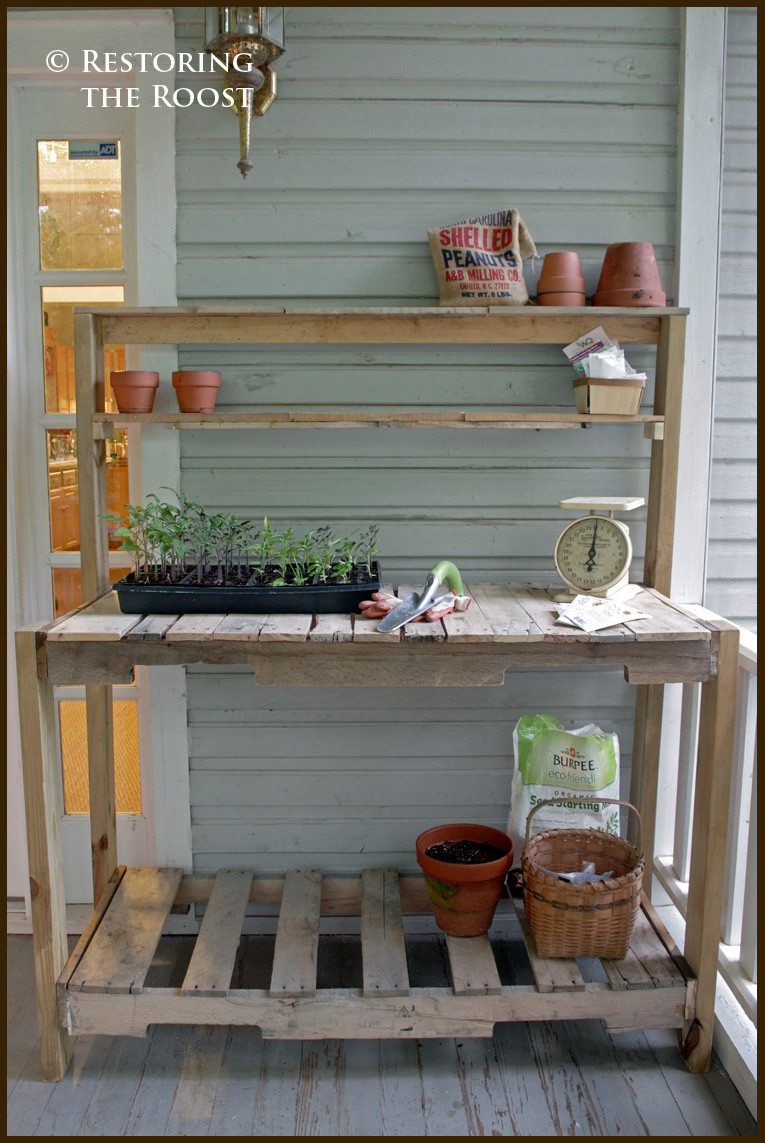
[{"x1": 68, "y1": 142, "x2": 119, "y2": 160}]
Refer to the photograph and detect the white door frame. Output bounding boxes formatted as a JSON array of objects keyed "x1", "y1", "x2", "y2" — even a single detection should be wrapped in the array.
[{"x1": 7, "y1": 8, "x2": 191, "y2": 919}]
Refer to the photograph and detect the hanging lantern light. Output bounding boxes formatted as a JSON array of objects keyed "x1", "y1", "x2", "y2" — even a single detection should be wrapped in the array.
[{"x1": 204, "y1": 7, "x2": 285, "y2": 180}]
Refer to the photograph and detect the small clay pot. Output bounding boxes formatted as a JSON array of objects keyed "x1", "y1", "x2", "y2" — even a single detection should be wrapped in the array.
[
  {"x1": 416, "y1": 823, "x2": 514, "y2": 937},
  {"x1": 593, "y1": 242, "x2": 666, "y2": 307},
  {"x1": 109, "y1": 370, "x2": 159, "y2": 414},
  {"x1": 537, "y1": 252, "x2": 586, "y2": 306},
  {"x1": 172, "y1": 370, "x2": 221, "y2": 413}
]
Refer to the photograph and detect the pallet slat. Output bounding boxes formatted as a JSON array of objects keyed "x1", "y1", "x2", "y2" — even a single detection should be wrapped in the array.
[
  {"x1": 269, "y1": 868, "x2": 322, "y2": 997},
  {"x1": 180, "y1": 870, "x2": 253, "y2": 997},
  {"x1": 68, "y1": 867, "x2": 182, "y2": 994},
  {"x1": 361, "y1": 868, "x2": 409, "y2": 997},
  {"x1": 510, "y1": 895, "x2": 586, "y2": 992},
  {"x1": 446, "y1": 934, "x2": 503, "y2": 996}
]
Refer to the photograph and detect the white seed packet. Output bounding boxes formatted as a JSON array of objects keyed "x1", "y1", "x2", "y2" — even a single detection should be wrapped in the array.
[{"x1": 555, "y1": 595, "x2": 649, "y2": 632}]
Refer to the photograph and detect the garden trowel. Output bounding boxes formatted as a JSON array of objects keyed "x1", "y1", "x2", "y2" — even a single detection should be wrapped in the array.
[{"x1": 376, "y1": 559, "x2": 466, "y2": 632}]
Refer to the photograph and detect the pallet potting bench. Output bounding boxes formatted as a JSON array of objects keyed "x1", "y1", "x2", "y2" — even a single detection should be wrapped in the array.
[{"x1": 15, "y1": 307, "x2": 738, "y2": 1081}]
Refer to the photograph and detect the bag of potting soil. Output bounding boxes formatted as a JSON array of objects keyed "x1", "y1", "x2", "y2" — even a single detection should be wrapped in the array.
[
  {"x1": 428, "y1": 208, "x2": 537, "y2": 306},
  {"x1": 508, "y1": 714, "x2": 620, "y2": 858}
]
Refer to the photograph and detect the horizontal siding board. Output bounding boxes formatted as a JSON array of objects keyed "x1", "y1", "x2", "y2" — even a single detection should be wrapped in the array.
[
  {"x1": 177, "y1": 201, "x2": 675, "y2": 248},
  {"x1": 175, "y1": 148, "x2": 675, "y2": 196},
  {"x1": 176, "y1": 101, "x2": 677, "y2": 146},
  {"x1": 175, "y1": 7, "x2": 678, "y2": 37}
]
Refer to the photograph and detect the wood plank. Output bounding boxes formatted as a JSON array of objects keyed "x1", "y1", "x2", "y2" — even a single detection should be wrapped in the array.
[
  {"x1": 180, "y1": 870, "x2": 253, "y2": 997},
  {"x1": 506, "y1": 583, "x2": 590, "y2": 642},
  {"x1": 440, "y1": 598, "x2": 497, "y2": 642},
  {"x1": 74, "y1": 310, "x2": 109, "y2": 601},
  {"x1": 644, "y1": 313, "x2": 686, "y2": 593},
  {"x1": 85, "y1": 684, "x2": 117, "y2": 906},
  {"x1": 269, "y1": 869, "x2": 322, "y2": 997},
  {"x1": 14, "y1": 628, "x2": 71, "y2": 1081},
  {"x1": 628, "y1": 683, "x2": 664, "y2": 863},
  {"x1": 352, "y1": 583, "x2": 402, "y2": 643},
  {"x1": 211, "y1": 614, "x2": 268, "y2": 640},
  {"x1": 446, "y1": 934, "x2": 502, "y2": 996},
  {"x1": 258, "y1": 613, "x2": 314, "y2": 641},
  {"x1": 627, "y1": 908, "x2": 686, "y2": 987},
  {"x1": 126, "y1": 614, "x2": 180, "y2": 640},
  {"x1": 164, "y1": 614, "x2": 228, "y2": 641},
  {"x1": 97, "y1": 307, "x2": 670, "y2": 349},
  {"x1": 682, "y1": 626, "x2": 740, "y2": 1072},
  {"x1": 396, "y1": 585, "x2": 446, "y2": 642},
  {"x1": 58, "y1": 868, "x2": 127, "y2": 988},
  {"x1": 308, "y1": 613, "x2": 355, "y2": 642},
  {"x1": 46, "y1": 612, "x2": 142, "y2": 641},
  {"x1": 92, "y1": 409, "x2": 665, "y2": 430},
  {"x1": 464, "y1": 582, "x2": 542, "y2": 640},
  {"x1": 511, "y1": 895, "x2": 586, "y2": 992},
  {"x1": 361, "y1": 868, "x2": 410, "y2": 998},
  {"x1": 68, "y1": 868, "x2": 182, "y2": 994},
  {"x1": 624, "y1": 589, "x2": 709, "y2": 640}
]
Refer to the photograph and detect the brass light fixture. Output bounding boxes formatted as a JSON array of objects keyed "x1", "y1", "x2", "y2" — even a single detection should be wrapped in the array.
[{"x1": 204, "y1": 7, "x2": 285, "y2": 179}]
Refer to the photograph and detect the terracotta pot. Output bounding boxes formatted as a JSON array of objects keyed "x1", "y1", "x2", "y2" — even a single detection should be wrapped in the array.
[
  {"x1": 109, "y1": 370, "x2": 159, "y2": 414},
  {"x1": 172, "y1": 370, "x2": 221, "y2": 413},
  {"x1": 593, "y1": 242, "x2": 666, "y2": 307},
  {"x1": 416, "y1": 823, "x2": 514, "y2": 937},
  {"x1": 537, "y1": 291, "x2": 586, "y2": 307},
  {"x1": 537, "y1": 252, "x2": 586, "y2": 306}
]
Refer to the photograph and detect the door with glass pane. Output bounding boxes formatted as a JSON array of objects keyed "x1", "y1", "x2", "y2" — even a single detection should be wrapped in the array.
[{"x1": 13, "y1": 90, "x2": 154, "y2": 900}]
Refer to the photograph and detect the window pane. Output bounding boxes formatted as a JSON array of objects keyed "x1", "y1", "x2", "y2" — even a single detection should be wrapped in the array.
[
  {"x1": 42, "y1": 286, "x2": 124, "y2": 413},
  {"x1": 52, "y1": 566, "x2": 130, "y2": 619},
  {"x1": 60, "y1": 699, "x2": 141, "y2": 814},
  {"x1": 48, "y1": 430, "x2": 130, "y2": 554},
  {"x1": 37, "y1": 140, "x2": 122, "y2": 270}
]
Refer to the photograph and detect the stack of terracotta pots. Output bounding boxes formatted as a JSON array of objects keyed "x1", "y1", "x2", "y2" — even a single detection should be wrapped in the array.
[{"x1": 536, "y1": 252, "x2": 586, "y2": 306}]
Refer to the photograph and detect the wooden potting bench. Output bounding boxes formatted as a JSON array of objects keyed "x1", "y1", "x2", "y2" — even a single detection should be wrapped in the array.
[{"x1": 15, "y1": 307, "x2": 738, "y2": 1081}]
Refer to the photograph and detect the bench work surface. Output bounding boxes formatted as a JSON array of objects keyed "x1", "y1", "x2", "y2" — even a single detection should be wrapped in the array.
[{"x1": 38, "y1": 583, "x2": 716, "y2": 688}]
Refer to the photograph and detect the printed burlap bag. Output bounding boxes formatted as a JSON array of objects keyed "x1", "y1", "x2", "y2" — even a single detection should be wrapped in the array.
[{"x1": 428, "y1": 208, "x2": 537, "y2": 306}]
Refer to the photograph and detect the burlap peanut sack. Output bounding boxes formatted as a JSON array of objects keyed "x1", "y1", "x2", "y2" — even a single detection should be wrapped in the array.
[{"x1": 428, "y1": 208, "x2": 537, "y2": 306}]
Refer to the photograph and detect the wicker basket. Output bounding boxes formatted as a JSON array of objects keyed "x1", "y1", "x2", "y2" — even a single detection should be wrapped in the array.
[{"x1": 522, "y1": 797, "x2": 644, "y2": 959}]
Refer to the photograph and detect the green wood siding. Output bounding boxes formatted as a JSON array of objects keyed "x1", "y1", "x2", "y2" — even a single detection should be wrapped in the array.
[{"x1": 172, "y1": 6, "x2": 681, "y2": 871}]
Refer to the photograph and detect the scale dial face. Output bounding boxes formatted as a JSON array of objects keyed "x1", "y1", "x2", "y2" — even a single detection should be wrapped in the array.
[{"x1": 553, "y1": 514, "x2": 632, "y2": 593}]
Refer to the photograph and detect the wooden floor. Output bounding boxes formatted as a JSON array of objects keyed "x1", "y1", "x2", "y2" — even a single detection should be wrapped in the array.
[{"x1": 7, "y1": 935, "x2": 755, "y2": 1137}]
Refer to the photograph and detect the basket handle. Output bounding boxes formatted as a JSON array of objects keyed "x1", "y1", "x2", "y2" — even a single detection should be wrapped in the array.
[{"x1": 524, "y1": 797, "x2": 643, "y2": 856}]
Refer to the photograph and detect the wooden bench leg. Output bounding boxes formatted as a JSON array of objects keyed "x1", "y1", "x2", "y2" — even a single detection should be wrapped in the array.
[
  {"x1": 85, "y1": 684, "x2": 117, "y2": 905},
  {"x1": 681, "y1": 625, "x2": 740, "y2": 1072},
  {"x1": 15, "y1": 628, "x2": 71, "y2": 1081},
  {"x1": 628, "y1": 682, "x2": 665, "y2": 889}
]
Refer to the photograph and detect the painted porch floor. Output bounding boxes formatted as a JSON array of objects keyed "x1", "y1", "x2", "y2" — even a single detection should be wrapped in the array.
[{"x1": 7, "y1": 934, "x2": 755, "y2": 1137}]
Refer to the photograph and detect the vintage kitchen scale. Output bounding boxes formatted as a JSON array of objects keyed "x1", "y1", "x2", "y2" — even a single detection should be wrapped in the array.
[{"x1": 553, "y1": 496, "x2": 645, "y2": 600}]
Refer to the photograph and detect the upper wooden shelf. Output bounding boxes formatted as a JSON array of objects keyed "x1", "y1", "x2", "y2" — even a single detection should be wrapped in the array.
[
  {"x1": 92, "y1": 410, "x2": 665, "y2": 432},
  {"x1": 74, "y1": 305, "x2": 688, "y2": 347}
]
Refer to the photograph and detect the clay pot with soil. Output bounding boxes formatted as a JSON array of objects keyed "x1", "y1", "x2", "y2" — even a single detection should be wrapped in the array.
[
  {"x1": 593, "y1": 242, "x2": 666, "y2": 307},
  {"x1": 416, "y1": 823, "x2": 515, "y2": 937},
  {"x1": 172, "y1": 370, "x2": 221, "y2": 413},
  {"x1": 109, "y1": 370, "x2": 159, "y2": 414},
  {"x1": 536, "y1": 251, "x2": 586, "y2": 306}
]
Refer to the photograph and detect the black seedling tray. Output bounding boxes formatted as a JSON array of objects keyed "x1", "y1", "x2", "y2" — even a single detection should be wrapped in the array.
[{"x1": 113, "y1": 562, "x2": 384, "y2": 615}]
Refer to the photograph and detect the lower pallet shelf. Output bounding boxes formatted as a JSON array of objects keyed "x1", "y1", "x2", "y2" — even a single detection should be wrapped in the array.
[{"x1": 58, "y1": 866, "x2": 695, "y2": 1041}]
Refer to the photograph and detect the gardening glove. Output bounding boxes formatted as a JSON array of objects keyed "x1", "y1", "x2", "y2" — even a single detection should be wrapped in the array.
[{"x1": 357, "y1": 590, "x2": 472, "y2": 623}]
